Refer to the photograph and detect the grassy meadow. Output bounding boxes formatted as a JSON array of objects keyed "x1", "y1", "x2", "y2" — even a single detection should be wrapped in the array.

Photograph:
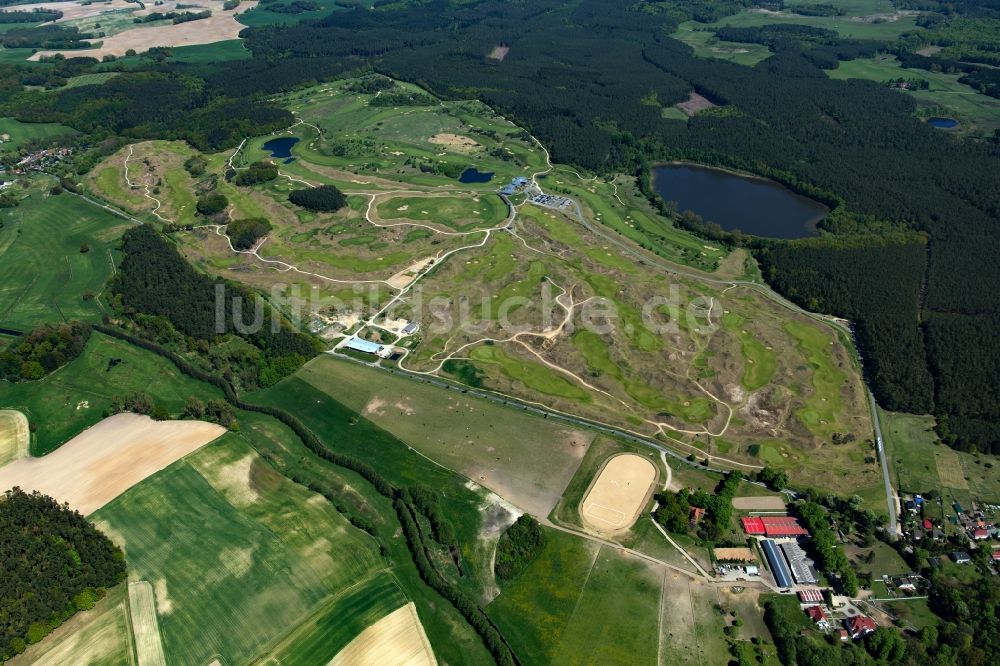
[
  {"x1": 0, "y1": 117, "x2": 76, "y2": 153},
  {"x1": 0, "y1": 183, "x2": 131, "y2": 331},
  {"x1": 0, "y1": 332, "x2": 224, "y2": 455}
]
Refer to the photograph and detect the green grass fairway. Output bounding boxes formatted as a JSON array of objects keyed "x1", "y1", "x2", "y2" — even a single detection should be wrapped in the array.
[
  {"x1": 488, "y1": 528, "x2": 661, "y2": 664},
  {"x1": 671, "y1": 24, "x2": 773, "y2": 66},
  {"x1": 0, "y1": 187, "x2": 131, "y2": 330},
  {"x1": 722, "y1": 313, "x2": 777, "y2": 391},
  {"x1": 469, "y1": 344, "x2": 592, "y2": 402},
  {"x1": 0, "y1": 332, "x2": 224, "y2": 455},
  {"x1": 784, "y1": 320, "x2": 847, "y2": 437},
  {"x1": 707, "y1": 7, "x2": 920, "y2": 40},
  {"x1": 828, "y1": 56, "x2": 1000, "y2": 134},
  {"x1": 376, "y1": 194, "x2": 507, "y2": 232},
  {"x1": 258, "y1": 571, "x2": 408, "y2": 665},
  {"x1": 0, "y1": 117, "x2": 76, "y2": 153},
  {"x1": 293, "y1": 355, "x2": 594, "y2": 516},
  {"x1": 881, "y1": 409, "x2": 1000, "y2": 505},
  {"x1": 91, "y1": 435, "x2": 385, "y2": 665}
]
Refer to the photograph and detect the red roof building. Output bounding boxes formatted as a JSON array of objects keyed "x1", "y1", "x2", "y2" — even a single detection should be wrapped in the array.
[
  {"x1": 992, "y1": 550, "x2": 1000, "y2": 560},
  {"x1": 922, "y1": 519, "x2": 933, "y2": 530},
  {"x1": 798, "y1": 589, "x2": 824, "y2": 603},
  {"x1": 845, "y1": 616, "x2": 877, "y2": 639},
  {"x1": 690, "y1": 507, "x2": 706, "y2": 525},
  {"x1": 973, "y1": 528, "x2": 989, "y2": 540},
  {"x1": 741, "y1": 516, "x2": 808, "y2": 537},
  {"x1": 805, "y1": 606, "x2": 828, "y2": 627},
  {"x1": 839, "y1": 629, "x2": 849, "y2": 641}
]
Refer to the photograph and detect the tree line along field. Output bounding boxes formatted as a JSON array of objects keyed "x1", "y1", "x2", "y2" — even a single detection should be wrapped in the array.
[
  {"x1": 827, "y1": 55, "x2": 1000, "y2": 135},
  {"x1": 0, "y1": 177, "x2": 131, "y2": 332}
]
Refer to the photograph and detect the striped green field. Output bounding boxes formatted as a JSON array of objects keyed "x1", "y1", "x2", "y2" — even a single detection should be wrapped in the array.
[
  {"x1": 0, "y1": 185, "x2": 131, "y2": 330},
  {"x1": 90, "y1": 435, "x2": 386, "y2": 665},
  {"x1": 258, "y1": 572, "x2": 408, "y2": 665}
]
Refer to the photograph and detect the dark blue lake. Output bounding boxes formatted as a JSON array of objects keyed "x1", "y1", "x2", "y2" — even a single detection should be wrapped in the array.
[
  {"x1": 459, "y1": 167, "x2": 494, "y2": 183},
  {"x1": 652, "y1": 164, "x2": 828, "y2": 239},
  {"x1": 927, "y1": 117, "x2": 958, "y2": 129},
  {"x1": 262, "y1": 137, "x2": 299, "y2": 159}
]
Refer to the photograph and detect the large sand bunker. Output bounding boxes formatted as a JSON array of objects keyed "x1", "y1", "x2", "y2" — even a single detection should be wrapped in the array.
[
  {"x1": 0, "y1": 410, "x2": 29, "y2": 466},
  {"x1": 580, "y1": 453, "x2": 657, "y2": 533},
  {"x1": 28, "y1": 0, "x2": 257, "y2": 61},
  {"x1": 330, "y1": 602, "x2": 436, "y2": 666},
  {"x1": 0, "y1": 413, "x2": 224, "y2": 514}
]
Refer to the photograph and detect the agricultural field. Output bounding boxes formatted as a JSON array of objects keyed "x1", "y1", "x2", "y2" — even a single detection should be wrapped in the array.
[
  {"x1": 0, "y1": 413, "x2": 224, "y2": 515},
  {"x1": 0, "y1": 179, "x2": 130, "y2": 331},
  {"x1": 488, "y1": 527, "x2": 732, "y2": 665},
  {"x1": 880, "y1": 409, "x2": 1000, "y2": 506},
  {"x1": 700, "y1": 2, "x2": 922, "y2": 40},
  {"x1": 12, "y1": 584, "x2": 132, "y2": 666},
  {"x1": 293, "y1": 354, "x2": 594, "y2": 517},
  {"x1": 0, "y1": 331, "x2": 224, "y2": 455},
  {"x1": 28, "y1": 0, "x2": 261, "y2": 61},
  {"x1": 88, "y1": 435, "x2": 388, "y2": 665},
  {"x1": 828, "y1": 56, "x2": 1000, "y2": 135},
  {"x1": 0, "y1": 409, "x2": 27, "y2": 466}
]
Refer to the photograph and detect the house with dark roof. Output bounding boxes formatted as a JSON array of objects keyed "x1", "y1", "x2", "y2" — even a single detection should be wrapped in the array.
[{"x1": 951, "y1": 551, "x2": 971, "y2": 564}]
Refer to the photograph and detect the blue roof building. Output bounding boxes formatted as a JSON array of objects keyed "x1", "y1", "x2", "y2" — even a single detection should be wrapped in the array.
[
  {"x1": 761, "y1": 539, "x2": 794, "y2": 589},
  {"x1": 344, "y1": 338, "x2": 383, "y2": 354}
]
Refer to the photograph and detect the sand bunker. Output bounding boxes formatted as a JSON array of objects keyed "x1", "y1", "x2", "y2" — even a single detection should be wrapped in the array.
[
  {"x1": 0, "y1": 410, "x2": 29, "y2": 467},
  {"x1": 580, "y1": 454, "x2": 657, "y2": 533},
  {"x1": 428, "y1": 133, "x2": 481, "y2": 152},
  {"x1": 0, "y1": 413, "x2": 224, "y2": 515},
  {"x1": 331, "y1": 603, "x2": 436, "y2": 666},
  {"x1": 29, "y1": 1, "x2": 257, "y2": 60}
]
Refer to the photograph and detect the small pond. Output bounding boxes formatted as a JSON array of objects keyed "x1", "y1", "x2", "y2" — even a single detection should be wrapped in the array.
[
  {"x1": 262, "y1": 136, "x2": 299, "y2": 159},
  {"x1": 927, "y1": 117, "x2": 958, "y2": 129},
  {"x1": 651, "y1": 164, "x2": 828, "y2": 239},
  {"x1": 458, "y1": 167, "x2": 494, "y2": 183}
]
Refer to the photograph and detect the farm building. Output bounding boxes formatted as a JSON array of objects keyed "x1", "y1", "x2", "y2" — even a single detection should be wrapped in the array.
[
  {"x1": 344, "y1": 338, "x2": 384, "y2": 355},
  {"x1": 798, "y1": 589, "x2": 824, "y2": 603},
  {"x1": 780, "y1": 541, "x2": 819, "y2": 584},
  {"x1": 401, "y1": 322, "x2": 419, "y2": 335},
  {"x1": 761, "y1": 540, "x2": 794, "y2": 589},
  {"x1": 741, "y1": 516, "x2": 808, "y2": 537}
]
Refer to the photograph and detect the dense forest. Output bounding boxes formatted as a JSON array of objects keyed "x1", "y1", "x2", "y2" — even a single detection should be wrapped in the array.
[
  {"x1": 111, "y1": 225, "x2": 317, "y2": 386},
  {"x1": 0, "y1": 488, "x2": 126, "y2": 661},
  {"x1": 494, "y1": 515, "x2": 544, "y2": 580},
  {"x1": 0, "y1": 322, "x2": 91, "y2": 382}
]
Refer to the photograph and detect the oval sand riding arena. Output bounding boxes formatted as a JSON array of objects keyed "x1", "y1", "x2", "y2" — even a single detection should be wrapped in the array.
[{"x1": 580, "y1": 453, "x2": 659, "y2": 534}]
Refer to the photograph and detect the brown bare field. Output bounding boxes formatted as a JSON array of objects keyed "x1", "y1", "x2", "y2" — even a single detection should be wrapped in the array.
[
  {"x1": 675, "y1": 91, "x2": 717, "y2": 117},
  {"x1": 731, "y1": 495, "x2": 786, "y2": 511},
  {"x1": 0, "y1": 413, "x2": 224, "y2": 515},
  {"x1": 0, "y1": 409, "x2": 29, "y2": 466},
  {"x1": 30, "y1": 1, "x2": 258, "y2": 60},
  {"x1": 580, "y1": 453, "x2": 658, "y2": 533},
  {"x1": 16, "y1": 0, "x2": 135, "y2": 22},
  {"x1": 428, "y1": 133, "x2": 481, "y2": 152},
  {"x1": 713, "y1": 547, "x2": 756, "y2": 562},
  {"x1": 128, "y1": 580, "x2": 167, "y2": 666},
  {"x1": 330, "y1": 602, "x2": 436, "y2": 666}
]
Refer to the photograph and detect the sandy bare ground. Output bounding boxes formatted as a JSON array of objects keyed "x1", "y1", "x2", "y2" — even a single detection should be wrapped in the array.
[
  {"x1": 428, "y1": 133, "x2": 481, "y2": 152},
  {"x1": 15, "y1": 0, "x2": 136, "y2": 22},
  {"x1": 128, "y1": 581, "x2": 167, "y2": 666},
  {"x1": 330, "y1": 602, "x2": 436, "y2": 666},
  {"x1": 29, "y1": 1, "x2": 257, "y2": 60},
  {"x1": 0, "y1": 409, "x2": 29, "y2": 467},
  {"x1": 387, "y1": 257, "x2": 436, "y2": 289},
  {"x1": 580, "y1": 453, "x2": 657, "y2": 533},
  {"x1": 675, "y1": 91, "x2": 717, "y2": 117},
  {"x1": 731, "y1": 495, "x2": 787, "y2": 511},
  {"x1": 0, "y1": 413, "x2": 225, "y2": 515},
  {"x1": 713, "y1": 547, "x2": 756, "y2": 562}
]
